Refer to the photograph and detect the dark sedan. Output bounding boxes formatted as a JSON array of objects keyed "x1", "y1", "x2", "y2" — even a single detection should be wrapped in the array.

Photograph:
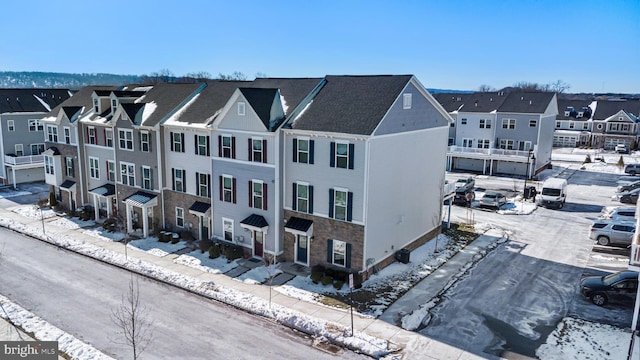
[
  {"x1": 453, "y1": 188, "x2": 475, "y2": 206},
  {"x1": 580, "y1": 271, "x2": 638, "y2": 306},
  {"x1": 619, "y1": 188, "x2": 640, "y2": 204}
]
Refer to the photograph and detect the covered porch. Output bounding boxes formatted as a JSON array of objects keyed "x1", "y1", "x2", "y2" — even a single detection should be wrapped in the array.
[{"x1": 123, "y1": 191, "x2": 158, "y2": 238}]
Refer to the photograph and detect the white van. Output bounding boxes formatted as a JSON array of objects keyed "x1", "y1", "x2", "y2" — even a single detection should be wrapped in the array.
[{"x1": 538, "y1": 178, "x2": 568, "y2": 209}]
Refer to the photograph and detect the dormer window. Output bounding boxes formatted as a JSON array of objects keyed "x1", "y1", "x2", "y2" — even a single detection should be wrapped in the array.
[
  {"x1": 93, "y1": 99, "x2": 99, "y2": 113},
  {"x1": 111, "y1": 99, "x2": 118, "y2": 112},
  {"x1": 577, "y1": 111, "x2": 584, "y2": 118},
  {"x1": 564, "y1": 111, "x2": 570, "y2": 117}
]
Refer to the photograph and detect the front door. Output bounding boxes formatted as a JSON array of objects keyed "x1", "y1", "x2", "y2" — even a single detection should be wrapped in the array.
[
  {"x1": 296, "y1": 235, "x2": 308, "y2": 265},
  {"x1": 253, "y1": 230, "x2": 264, "y2": 257},
  {"x1": 200, "y1": 215, "x2": 209, "y2": 240}
]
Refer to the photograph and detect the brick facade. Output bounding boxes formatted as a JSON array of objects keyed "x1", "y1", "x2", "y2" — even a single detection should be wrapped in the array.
[{"x1": 163, "y1": 190, "x2": 210, "y2": 239}]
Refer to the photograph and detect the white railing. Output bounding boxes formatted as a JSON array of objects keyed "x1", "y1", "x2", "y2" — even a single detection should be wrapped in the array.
[
  {"x1": 447, "y1": 146, "x2": 532, "y2": 159},
  {"x1": 4, "y1": 155, "x2": 44, "y2": 165}
]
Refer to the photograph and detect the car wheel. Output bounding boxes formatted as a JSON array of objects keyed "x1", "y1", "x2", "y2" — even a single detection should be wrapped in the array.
[
  {"x1": 597, "y1": 236, "x2": 610, "y2": 246},
  {"x1": 631, "y1": 171, "x2": 637, "y2": 175},
  {"x1": 558, "y1": 202, "x2": 563, "y2": 209},
  {"x1": 591, "y1": 292, "x2": 608, "y2": 306}
]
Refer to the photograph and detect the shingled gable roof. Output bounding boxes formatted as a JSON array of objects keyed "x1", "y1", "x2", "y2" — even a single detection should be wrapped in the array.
[
  {"x1": 112, "y1": 90, "x2": 146, "y2": 98},
  {"x1": 498, "y1": 92, "x2": 555, "y2": 114},
  {"x1": 62, "y1": 106, "x2": 83, "y2": 121},
  {"x1": 287, "y1": 75, "x2": 413, "y2": 135},
  {"x1": 132, "y1": 82, "x2": 203, "y2": 127},
  {"x1": 434, "y1": 92, "x2": 507, "y2": 113},
  {"x1": 43, "y1": 86, "x2": 118, "y2": 120},
  {"x1": 167, "y1": 80, "x2": 250, "y2": 125},
  {"x1": 0, "y1": 89, "x2": 72, "y2": 114},
  {"x1": 592, "y1": 100, "x2": 640, "y2": 121},
  {"x1": 556, "y1": 99, "x2": 593, "y2": 120},
  {"x1": 251, "y1": 78, "x2": 323, "y2": 116},
  {"x1": 121, "y1": 103, "x2": 145, "y2": 123},
  {"x1": 239, "y1": 88, "x2": 280, "y2": 131}
]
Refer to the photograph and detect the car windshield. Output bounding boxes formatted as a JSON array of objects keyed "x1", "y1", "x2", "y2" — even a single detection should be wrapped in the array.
[
  {"x1": 542, "y1": 188, "x2": 561, "y2": 196},
  {"x1": 484, "y1": 194, "x2": 497, "y2": 199},
  {"x1": 602, "y1": 272, "x2": 633, "y2": 285}
]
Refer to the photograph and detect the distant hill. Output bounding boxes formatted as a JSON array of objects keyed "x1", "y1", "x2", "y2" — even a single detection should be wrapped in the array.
[{"x1": 0, "y1": 71, "x2": 142, "y2": 89}]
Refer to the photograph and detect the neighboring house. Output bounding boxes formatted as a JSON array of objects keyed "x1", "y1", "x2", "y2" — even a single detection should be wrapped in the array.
[
  {"x1": 590, "y1": 100, "x2": 640, "y2": 150},
  {"x1": 42, "y1": 86, "x2": 115, "y2": 210},
  {"x1": 281, "y1": 75, "x2": 451, "y2": 276},
  {"x1": 553, "y1": 100, "x2": 593, "y2": 147},
  {"x1": 210, "y1": 78, "x2": 322, "y2": 261},
  {"x1": 436, "y1": 91, "x2": 557, "y2": 177},
  {"x1": 0, "y1": 89, "x2": 71, "y2": 187}
]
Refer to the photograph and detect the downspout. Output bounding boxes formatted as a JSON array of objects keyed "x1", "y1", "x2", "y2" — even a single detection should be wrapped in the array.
[
  {"x1": 274, "y1": 131, "x2": 280, "y2": 262},
  {"x1": 157, "y1": 126, "x2": 165, "y2": 230},
  {"x1": 75, "y1": 125, "x2": 85, "y2": 205}
]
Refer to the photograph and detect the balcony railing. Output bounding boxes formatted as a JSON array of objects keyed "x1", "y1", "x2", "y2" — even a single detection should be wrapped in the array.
[
  {"x1": 447, "y1": 146, "x2": 532, "y2": 158},
  {"x1": 4, "y1": 154, "x2": 44, "y2": 165}
]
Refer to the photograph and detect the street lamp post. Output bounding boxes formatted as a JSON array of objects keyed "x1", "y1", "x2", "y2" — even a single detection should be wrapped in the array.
[{"x1": 524, "y1": 149, "x2": 536, "y2": 199}]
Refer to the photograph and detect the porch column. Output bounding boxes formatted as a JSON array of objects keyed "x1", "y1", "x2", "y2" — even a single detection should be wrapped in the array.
[
  {"x1": 142, "y1": 207, "x2": 149, "y2": 238},
  {"x1": 107, "y1": 198, "x2": 112, "y2": 218},
  {"x1": 93, "y1": 195, "x2": 99, "y2": 220},
  {"x1": 11, "y1": 168, "x2": 16, "y2": 190},
  {"x1": 126, "y1": 203, "x2": 133, "y2": 233}
]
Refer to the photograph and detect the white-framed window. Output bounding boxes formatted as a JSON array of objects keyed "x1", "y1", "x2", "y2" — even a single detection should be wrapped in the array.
[
  {"x1": 479, "y1": 119, "x2": 492, "y2": 129},
  {"x1": 250, "y1": 180, "x2": 265, "y2": 210},
  {"x1": 87, "y1": 126, "x2": 96, "y2": 144},
  {"x1": 502, "y1": 118, "x2": 516, "y2": 129},
  {"x1": 462, "y1": 138, "x2": 473, "y2": 148},
  {"x1": 105, "y1": 129, "x2": 113, "y2": 147},
  {"x1": 556, "y1": 121, "x2": 561, "y2": 128},
  {"x1": 107, "y1": 161, "x2": 115, "y2": 182},
  {"x1": 221, "y1": 135, "x2": 233, "y2": 158},
  {"x1": 448, "y1": 138, "x2": 454, "y2": 146},
  {"x1": 294, "y1": 138, "x2": 313, "y2": 164},
  {"x1": 120, "y1": 162, "x2": 135, "y2": 186},
  {"x1": 519, "y1": 141, "x2": 532, "y2": 151},
  {"x1": 251, "y1": 138, "x2": 264, "y2": 163},
  {"x1": 118, "y1": 129, "x2": 133, "y2": 150},
  {"x1": 499, "y1": 139, "x2": 515, "y2": 150},
  {"x1": 7, "y1": 120, "x2": 14, "y2": 132},
  {"x1": 583, "y1": 123, "x2": 589, "y2": 130},
  {"x1": 331, "y1": 239, "x2": 347, "y2": 267},
  {"x1": 142, "y1": 166, "x2": 152, "y2": 190},
  {"x1": 461, "y1": 118, "x2": 467, "y2": 125},
  {"x1": 14, "y1": 144, "x2": 23, "y2": 156},
  {"x1": 171, "y1": 132, "x2": 184, "y2": 152},
  {"x1": 196, "y1": 135, "x2": 209, "y2": 156},
  {"x1": 63, "y1": 127, "x2": 71, "y2": 144},
  {"x1": 65, "y1": 157, "x2": 74, "y2": 177},
  {"x1": 223, "y1": 218, "x2": 234, "y2": 241},
  {"x1": 47, "y1": 125, "x2": 58, "y2": 142},
  {"x1": 44, "y1": 155, "x2": 54, "y2": 175},
  {"x1": 237, "y1": 102, "x2": 246, "y2": 116},
  {"x1": 197, "y1": 172, "x2": 210, "y2": 197},
  {"x1": 333, "y1": 188, "x2": 348, "y2": 221},
  {"x1": 477, "y1": 139, "x2": 490, "y2": 149},
  {"x1": 28, "y1": 119, "x2": 43, "y2": 132},
  {"x1": 111, "y1": 99, "x2": 117, "y2": 112},
  {"x1": 173, "y1": 168, "x2": 185, "y2": 192},
  {"x1": 140, "y1": 131, "x2": 150, "y2": 152},
  {"x1": 403, "y1": 93, "x2": 412, "y2": 109},
  {"x1": 334, "y1": 142, "x2": 350, "y2": 169},
  {"x1": 569, "y1": 122, "x2": 575, "y2": 129},
  {"x1": 93, "y1": 98, "x2": 99, "y2": 112},
  {"x1": 176, "y1": 207, "x2": 184, "y2": 228},
  {"x1": 89, "y1": 157, "x2": 100, "y2": 179},
  {"x1": 529, "y1": 119, "x2": 537, "y2": 127},
  {"x1": 30, "y1": 143, "x2": 44, "y2": 155},
  {"x1": 295, "y1": 182, "x2": 310, "y2": 213},
  {"x1": 221, "y1": 175, "x2": 235, "y2": 203}
]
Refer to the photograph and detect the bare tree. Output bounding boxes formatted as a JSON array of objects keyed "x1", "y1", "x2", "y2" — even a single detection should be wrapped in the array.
[
  {"x1": 254, "y1": 72, "x2": 268, "y2": 79},
  {"x1": 217, "y1": 71, "x2": 247, "y2": 81},
  {"x1": 478, "y1": 84, "x2": 495, "y2": 92},
  {"x1": 111, "y1": 276, "x2": 153, "y2": 360},
  {"x1": 549, "y1": 79, "x2": 571, "y2": 94}
]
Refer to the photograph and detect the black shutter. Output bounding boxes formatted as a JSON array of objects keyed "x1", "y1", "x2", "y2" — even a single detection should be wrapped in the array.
[
  {"x1": 194, "y1": 134, "x2": 198, "y2": 154},
  {"x1": 207, "y1": 174, "x2": 211, "y2": 197},
  {"x1": 170, "y1": 132, "x2": 174, "y2": 151},
  {"x1": 292, "y1": 183, "x2": 297, "y2": 210},
  {"x1": 218, "y1": 176, "x2": 223, "y2": 201},
  {"x1": 309, "y1": 140, "x2": 315, "y2": 164},
  {"x1": 182, "y1": 171, "x2": 186, "y2": 192},
  {"x1": 262, "y1": 139, "x2": 267, "y2": 163},
  {"x1": 308, "y1": 185, "x2": 314, "y2": 214},
  {"x1": 327, "y1": 239, "x2": 333, "y2": 263},
  {"x1": 231, "y1": 136, "x2": 236, "y2": 159},
  {"x1": 348, "y1": 143, "x2": 354, "y2": 169},
  {"x1": 330, "y1": 142, "x2": 335, "y2": 167},
  {"x1": 292, "y1": 138, "x2": 298, "y2": 162},
  {"x1": 263, "y1": 183, "x2": 268, "y2": 210},
  {"x1": 345, "y1": 243, "x2": 352, "y2": 268},
  {"x1": 347, "y1": 192, "x2": 353, "y2": 221},
  {"x1": 206, "y1": 136, "x2": 210, "y2": 156},
  {"x1": 232, "y1": 178, "x2": 237, "y2": 204},
  {"x1": 248, "y1": 181, "x2": 253, "y2": 207},
  {"x1": 181, "y1": 133, "x2": 185, "y2": 152},
  {"x1": 248, "y1": 139, "x2": 253, "y2": 161},
  {"x1": 329, "y1": 189, "x2": 334, "y2": 218},
  {"x1": 218, "y1": 135, "x2": 222, "y2": 157},
  {"x1": 172, "y1": 169, "x2": 175, "y2": 191},
  {"x1": 196, "y1": 172, "x2": 200, "y2": 196},
  {"x1": 149, "y1": 168, "x2": 153, "y2": 190}
]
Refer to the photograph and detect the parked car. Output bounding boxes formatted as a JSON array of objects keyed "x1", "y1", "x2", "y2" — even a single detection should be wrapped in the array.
[
  {"x1": 625, "y1": 164, "x2": 640, "y2": 175},
  {"x1": 480, "y1": 191, "x2": 507, "y2": 209},
  {"x1": 616, "y1": 180, "x2": 640, "y2": 193},
  {"x1": 453, "y1": 188, "x2": 475, "y2": 206},
  {"x1": 454, "y1": 177, "x2": 475, "y2": 192},
  {"x1": 580, "y1": 270, "x2": 638, "y2": 306},
  {"x1": 615, "y1": 144, "x2": 629, "y2": 154},
  {"x1": 588, "y1": 220, "x2": 635, "y2": 246},
  {"x1": 600, "y1": 206, "x2": 637, "y2": 221},
  {"x1": 619, "y1": 188, "x2": 640, "y2": 204}
]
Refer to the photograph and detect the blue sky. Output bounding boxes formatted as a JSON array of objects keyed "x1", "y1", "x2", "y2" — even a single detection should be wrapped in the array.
[{"x1": 1, "y1": 0, "x2": 638, "y2": 93}]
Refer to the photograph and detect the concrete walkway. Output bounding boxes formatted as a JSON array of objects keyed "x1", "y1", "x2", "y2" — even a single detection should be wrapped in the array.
[{"x1": 0, "y1": 205, "x2": 495, "y2": 359}]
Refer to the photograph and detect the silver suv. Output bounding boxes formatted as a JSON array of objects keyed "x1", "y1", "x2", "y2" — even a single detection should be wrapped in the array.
[
  {"x1": 480, "y1": 191, "x2": 507, "y2": 209},
  {"x1": 589, "y1": 220, "x2": 635, "y2": 246},
  {"x1": 600, "y1": 207, "x2": 637, "y2": 221},
  {"x1": 625, "y1": 164, "x2": 640, "y2": 175}
]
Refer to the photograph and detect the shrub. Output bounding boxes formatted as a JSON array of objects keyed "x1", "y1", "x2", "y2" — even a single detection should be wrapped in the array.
[
  {"x1": 170, "y1": 234, "x2": 180, "y2": 244},
  {"x1": 310, "y1": 271, "x2": 323, "y2": 284},
  {"x1": 320, "y1": 275, "x2": 333, "y2": 286},
  {"x1": 158, "y1": 232, "x2": 171, "y2": 243},
  {"x1": 199, "y1": 239, "x2": 213, "y2": 253},
  {"x1": 225, "y1": 245, "x2": 243, "y2": 261},
  {"x1": 333, "y1": 269, "x2": 349, "y2": 283},
  {"x1": 208, "y1": 244, "x2": 220, "y2": 259},
  {"x1": 583, "y1": 154, "x2": 592, "y2": 164},
  {"x1": 333, "y1": 280, "x2": 344, "y2": 290}
]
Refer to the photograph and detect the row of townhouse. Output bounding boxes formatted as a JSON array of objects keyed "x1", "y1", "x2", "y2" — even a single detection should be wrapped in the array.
[
  {"x1": 553, "y1": 98, "x2": 640, "y2": 149},
  {"x1": 41, "y1": 75, "x2": 451, "y2": 276},
  {"x1": 0, "y1": 89, "x2": 71, "y2": 187},
  {"x1": 434, "y1": 91, "x2": 557, "y2": 177}
]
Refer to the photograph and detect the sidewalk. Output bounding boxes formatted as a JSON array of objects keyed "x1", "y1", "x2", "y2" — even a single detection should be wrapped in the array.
[{"x1": 0, "y1": 205, "x2": 492, "y2": 359}]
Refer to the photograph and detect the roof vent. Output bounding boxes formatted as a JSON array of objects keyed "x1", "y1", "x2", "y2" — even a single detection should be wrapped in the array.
[
  {"x1": 456, "y1": 97, "x2": 461, "y2": 101},
  {"x1": 475, "y1": 101, "x2": 478, "y2": 107},
  {"x1": 521, "y1": 96, "x2": 524, "y2": 100},
  {"x1": 490, "y1": 98, "x2": 493, "y2": 102},
  {"x1": 529, "y1": 100, "x2": 532, "y2": 105}
]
